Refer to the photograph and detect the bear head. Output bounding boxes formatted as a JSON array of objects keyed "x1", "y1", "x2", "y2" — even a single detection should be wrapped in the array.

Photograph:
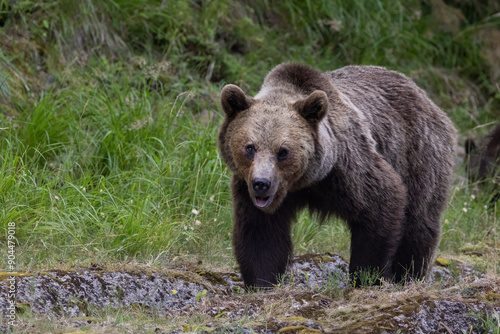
[
  {"x1": 464, "y1": 125, "x2": 500, "y2": 184},
  {"x1": 218, "y1": 84, "x2": 329, "y2": 213}
]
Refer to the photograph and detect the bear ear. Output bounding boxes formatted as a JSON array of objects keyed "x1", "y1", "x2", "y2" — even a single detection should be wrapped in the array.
[
  {"x1": 293, "y1": 90, "x2": 329, "y2": 124},
  {"x1": 485, "y1": 126, "x2": 500, "y2": 158},
  {"x1": 220, "y1": 84, "x2": 255, "y2": 118},
  {"x1": 464, "y1": 138, "x2": 476, "y2": 155}
]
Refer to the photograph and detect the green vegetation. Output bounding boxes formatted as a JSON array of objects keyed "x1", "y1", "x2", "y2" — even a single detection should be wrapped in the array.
[
  {"x1": 0, "y1": 0, "x2": 498, "y2": 283},
  {"x1": 470, "y1": 311, "x2": 500, "y2": 334}
]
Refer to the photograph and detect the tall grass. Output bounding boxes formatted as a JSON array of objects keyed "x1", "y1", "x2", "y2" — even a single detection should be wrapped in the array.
[{"x1": 0, "y1": 81, "x2": 230, "y2": 268}]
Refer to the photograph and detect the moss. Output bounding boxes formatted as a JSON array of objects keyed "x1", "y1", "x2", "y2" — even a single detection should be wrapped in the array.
[
  {"x1": 0, "y1": 272, "x2": 33, "y2": 280},
  {"x1": 195, "y1": 270, "x2": 228, "y2": 286},
  {"x1": 279, "y1": 316, "x2": 311, "y2": 322},
  {"x1": 278, "y1": 325, "x2": 322, "y2": 333},
  {"x1": 400, "y1": 304, "x2": 420, "y2": 315},
  {"x1": 435, "y1": 257, "x2": 451, "y2": 266},
  {"x1": 39, "y1": 272, "x2": 67, "y2": 284},
  {"x1": 483, "y1": 291, "x2": 500, "y2": 302}
]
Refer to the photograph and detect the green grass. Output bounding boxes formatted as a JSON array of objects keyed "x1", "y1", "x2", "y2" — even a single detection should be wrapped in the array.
[
  {"x1": 471, "y1": 311, "x2": 500, "y2": 334},
  {"x1": 0, "y1": 83, "x2": 231, "y2": 268},
  {"x1": 0, "y1": 0, "x2": 499, "y2": 277}
]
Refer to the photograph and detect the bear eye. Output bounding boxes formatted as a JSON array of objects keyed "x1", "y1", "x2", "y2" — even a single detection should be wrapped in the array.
[
  {"x1": 277, "y1": 148, "x2": 289, "y2": 161},
  {"x1": 245, "y1": 144, "x2": 256, "y2": 158}
]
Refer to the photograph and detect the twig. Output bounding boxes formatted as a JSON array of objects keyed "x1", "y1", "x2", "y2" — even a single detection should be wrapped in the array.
[{"x1": 440, "y1": 322, "x2": 453, "y2": 334}]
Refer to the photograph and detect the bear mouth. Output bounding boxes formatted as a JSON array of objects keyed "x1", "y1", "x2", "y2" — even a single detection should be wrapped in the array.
[{"x1": 254, "y1": 195, "x2": 274, "y2": 208}]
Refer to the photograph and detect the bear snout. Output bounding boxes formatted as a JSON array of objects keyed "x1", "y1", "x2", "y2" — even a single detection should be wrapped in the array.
[
  {"x1": 251, "y1": 178, "x2": 274, "y2": 208},
  {"x1": 252, "y1": 178, "x2": 271, "y2": 194}
]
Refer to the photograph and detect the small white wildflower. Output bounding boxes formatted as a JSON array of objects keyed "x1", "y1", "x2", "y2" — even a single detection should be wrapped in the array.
[
  {"x1": 484, "y1": 205, "x2": 488, "y2": 209},
  {"x1": 54, "y1": 195, "x2": 60, "y2": 200},
  {"x1": 470, "y1": 194, "x2": 476, "y2": 200},
  {"x1": 322, "y1": 19, "x2": 342, "y2": 32},
  {"x1": 412, "y1": 9, "x2": 422, "y2": 20},
  {"x1": 462, "y1": 208, "x2": 468, "y2": 213},
  {"x1": 195, "y1": 220, "x2": 201, "y2": 226},
  {"x1": 100, "y1": 189, "x2": 103, "y2": 193},
  {"x1": 209, "y1": 195, "x2": 215, "y2": 202},
  {"x1": 444, "y1": 219, "x2": 449, "y2": 224},
  {"x1": 214, "y1": 218, "x2": 217, "y2": 222},
  {"x1": 192, "y1": 209, "x2": 199, "y2": 215},
  {"x1": 101, "y1": 213, "x2": 105, "y2": 216}
]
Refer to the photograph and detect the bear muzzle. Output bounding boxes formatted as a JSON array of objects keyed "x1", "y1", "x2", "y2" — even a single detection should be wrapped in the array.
[
  {"x1": 252, "y1": 178, "x2": 272, "y2": 208},
  {"x1": 250, "y1": 177, "x2": 277, "y2": 209}
]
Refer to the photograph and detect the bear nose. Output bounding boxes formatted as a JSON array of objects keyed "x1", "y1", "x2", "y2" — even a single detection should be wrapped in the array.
[{"x1": 252, "y1": 178, "x2": 271, "y2": 194}]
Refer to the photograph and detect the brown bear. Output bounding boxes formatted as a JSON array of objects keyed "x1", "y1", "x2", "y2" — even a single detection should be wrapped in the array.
[
  {"x1": 218, "y1": 63, "x2": 457, "y2": 288},
  {"x1": 464, "y1": 124, "x2": 500, "y2": 204}
]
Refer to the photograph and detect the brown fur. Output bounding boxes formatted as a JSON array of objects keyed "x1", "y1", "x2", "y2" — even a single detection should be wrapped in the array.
[
  {"x1": 219, "y1": 63, "x2": 457, "y2": 288},
  {"x1": 465, "y1": 125, "x2": 500, "y2": 202}
]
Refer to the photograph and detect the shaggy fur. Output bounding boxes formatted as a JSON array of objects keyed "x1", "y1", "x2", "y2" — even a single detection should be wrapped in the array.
[
  {"x1": 218, "y1": 63, "x2": 457, "y2": 288},
  {"x1": 465, "y1": 125, "x2": 500, "y2": 203}
]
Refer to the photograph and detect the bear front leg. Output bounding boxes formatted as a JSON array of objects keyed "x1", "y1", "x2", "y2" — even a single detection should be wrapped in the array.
[{"x1": 231, "y1": 177, "x2": 295, "y2": 288}]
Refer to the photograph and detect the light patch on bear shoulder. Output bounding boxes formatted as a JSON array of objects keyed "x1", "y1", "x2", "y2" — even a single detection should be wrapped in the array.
[
  {"x1": 337, "y1": 91, "x2": 366, "y2": 121},
  {"x1": 337, "y1": 91, "x2": 376, "y2": 145},
  {"x1": 317, "y1": 122, "x2": 337, "y2": 173}
]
